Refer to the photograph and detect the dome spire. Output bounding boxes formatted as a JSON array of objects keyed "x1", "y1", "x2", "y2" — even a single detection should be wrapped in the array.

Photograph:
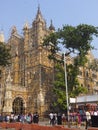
[{"x1": 49, "y1": 19, "x2": 55, "y2": 31}]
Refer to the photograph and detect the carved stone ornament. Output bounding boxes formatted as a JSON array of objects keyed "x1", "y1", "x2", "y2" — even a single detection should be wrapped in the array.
[{"x1": 6, "y1": 70, "x2": 13, "y2": 84}]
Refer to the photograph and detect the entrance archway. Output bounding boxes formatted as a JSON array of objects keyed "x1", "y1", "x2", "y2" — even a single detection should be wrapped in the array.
[{"x1": 12, "y1": 97, "x2": 25, "y2": 114}]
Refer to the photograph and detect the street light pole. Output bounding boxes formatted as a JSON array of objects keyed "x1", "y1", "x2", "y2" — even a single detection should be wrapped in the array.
[{"x1": 64, "y1": 53, "x2": 70, "y2": 126}]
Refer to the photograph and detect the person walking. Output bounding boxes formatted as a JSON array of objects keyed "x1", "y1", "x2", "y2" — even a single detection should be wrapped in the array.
[
  {"x1": 57, "y1": 113, "x2": 62, "y2": 125},
  {"x1": 85, "y1": 109, "x2": 91, "y2": 129},
  {"x1": 77, "y1": 111, "x2": 81, "y2": 128},
  {"x1": 33, "y1": 112, "x2": 39, "y2": 124},
  {"x1": 49, "y1": 112, "x2": 55, "y2": 125},
  {"x1": 62, "y1": 113, "x2": 66, "y2": 125}
]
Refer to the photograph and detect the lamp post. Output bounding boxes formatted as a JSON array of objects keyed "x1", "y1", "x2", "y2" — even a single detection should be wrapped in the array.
[{"x1": 64, "y1": 53, "x2": 70, "y2": 126}]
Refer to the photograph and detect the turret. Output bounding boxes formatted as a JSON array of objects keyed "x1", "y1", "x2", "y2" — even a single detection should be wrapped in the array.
[
  {"x1": 23, "y1": 21, "x2": 29, "y2": 51},
  {"x1": 49, "y1": 20, "x2": 55, "y2": 32},
  {"x1": 32, "y1": 5, "x2": 46, "y2": 29},
  {"x1": 32, "y1": 5, "x2": 47, "y2": 45},
  {"x1": 34, "y1": 5, "x2": 46, "y2": 24}
]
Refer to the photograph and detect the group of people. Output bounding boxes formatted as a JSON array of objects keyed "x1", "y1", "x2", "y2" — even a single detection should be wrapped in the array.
[
  {"x1": 0, "y1": 109, "x2": 98, "y2": 129},
  {"x1": 85, "y1": 109, "x2": 98, "y2": 129},
  {"x1": 49, "y1": 112, "x2": 66, "y2": 126},
  {"x1": 0, "y1": 112, "x2": 39, "y2": 124},
  {"x1": 69, "y1": 108, "x2": 98, "y2": 129},
  {"x1": 49, "y1": 108, "x2": 98, "y2": 129}
]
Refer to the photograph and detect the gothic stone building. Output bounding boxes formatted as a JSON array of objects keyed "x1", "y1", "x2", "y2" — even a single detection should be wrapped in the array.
[
  {"x1": 0, "y1": 7, "x2": 98, "y2": 116},
  {"x1": 0, "y1": 7, "x2": 56, "y2": 116}
]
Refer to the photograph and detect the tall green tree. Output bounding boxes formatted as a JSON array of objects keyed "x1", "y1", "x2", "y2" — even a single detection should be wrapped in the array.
[
  {"x1": 0, "y1": 42, "x2": 11, "y2": 67},
  {"x1": 53, "y1": 63, "x2": 87, "y2": 111},
  {"x1": 43, "y1": 24, "x2": 98, "y2": 110}
]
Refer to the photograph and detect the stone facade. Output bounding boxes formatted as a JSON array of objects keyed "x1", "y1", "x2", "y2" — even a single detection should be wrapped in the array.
[
  {"x1": 0, "y1": 6, "x2": 55, "y2": 116},
  {"x1": 0, "y1": 6, "x2": 98, "y2": 116}
]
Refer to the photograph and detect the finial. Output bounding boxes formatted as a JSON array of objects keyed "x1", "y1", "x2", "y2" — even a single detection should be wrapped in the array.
[
  {"x1": 11, "y1": 26, "x2": 17, "y2": 35},
  {"x1": 0, "y1": 30, "x2": 4, "y2": 42},
  {"x1": 49, "y1": 19, "x2": 55, "y2": 31},
  {"x1": 23, "y1": 21, "x2": 29, "y2": 30},
  {"x1": 38, "y1": 4, "x2": 40, "y2": 12},
  {"x1": 37, "y1": 4, "x2": 41, "y2": 15}
]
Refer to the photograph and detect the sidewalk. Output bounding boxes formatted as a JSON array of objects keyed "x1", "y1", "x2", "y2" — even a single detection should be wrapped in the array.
[{"x1": 39, "y1": 120, "x2": 86, "y2": 130}]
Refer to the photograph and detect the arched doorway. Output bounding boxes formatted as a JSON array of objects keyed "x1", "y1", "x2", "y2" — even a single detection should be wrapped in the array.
[{"x1": 12, "y1": 97, "x2": 25, "y2": 114}]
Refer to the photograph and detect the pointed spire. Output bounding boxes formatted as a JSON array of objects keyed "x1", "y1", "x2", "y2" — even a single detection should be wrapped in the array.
[
  {"x1": 32, "y1": 5, "x2": 46, "y2": 29},
  {"x1": 38, "y1": 4, "x2": 41, "y2": 14},
  {"x1": 49, "y1": 20, "x2": 55, "y2": 31},
  {"x1": 35, "y1": 4, "x2": 44, "y2": 22}
]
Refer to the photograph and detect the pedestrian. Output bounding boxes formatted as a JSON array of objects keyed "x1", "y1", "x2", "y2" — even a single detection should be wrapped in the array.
[
  {"x1": 49, "y1": 112, "x2": 53, "y2": 125},
  {"x1": 26, "y1": 113, "x2": 32, "y2": 124},
  {"x1": 93, "y1": 109, "x2": 98, "y2": 116},
  {"x1": 62, "y1": 113, "x2": 66, "y2": 125},
  {"x1": 57, "y1": 113, "x2": 62, "y2": 125},
  {"x1": 33, "y1": 112, "x2": 39, "y2": 123},
  {"x1": 77, "y1": 111, "x2": 81, "y2": 128},
  {"x1": 54, "y1": 113, "x2": 57, "y2": 125},
  {"x1": 0, "y1": 114, "x2": 3, "y2": 122},
  {"x1": 85, "y1": 109, "x2": 91, "y2": 129},
  {"x1": 49, "y1": 112, "x2": 55, "y2": 125}
]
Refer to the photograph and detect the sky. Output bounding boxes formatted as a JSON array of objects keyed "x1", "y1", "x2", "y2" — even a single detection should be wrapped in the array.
[{"x1": 0, "y1": 0, "x2": 98, "y2": 58}]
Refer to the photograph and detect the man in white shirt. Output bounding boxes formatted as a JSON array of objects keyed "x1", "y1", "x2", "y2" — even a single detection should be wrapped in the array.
[
  {"x1": 85, "y1": 110, "x2": 91, "y2": 129},
  {"x1": 49, "y1": 112, "x2": 54, "y2": 125}
]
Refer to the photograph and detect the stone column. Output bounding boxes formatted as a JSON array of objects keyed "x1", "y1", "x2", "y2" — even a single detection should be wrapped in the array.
[{"x1": 3, "y1": 71, "x2": 13, "y2": 113}]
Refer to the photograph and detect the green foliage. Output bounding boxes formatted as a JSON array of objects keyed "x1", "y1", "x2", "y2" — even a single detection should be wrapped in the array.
[
  {"x1": 70, "y1": 86, "x2": 88, "y2": 97},
  {"x1": 67, "y1": 64, "x2": 79, "y2": 92},
  {"x1": 0, "y1": 42, "x2": 11, "y2": 66},
  {"x1": 43, "y1": 24, "x2": 98, "y2": 111},
  {"x1": 43, "y1": 24, "x2": 98, "y2": 57},
  {"x1": 53, "y1": 64, "x2": 67, "y2": 110},
  {"x1": 53, "y1": 63, "x2": 88, "y2": 110},
  {"x1": 43, "y1": 33, "x2": 61, "y2": 54},
  {"x1": 58, "y1": 24, "x2": 98, "y2": 53}
]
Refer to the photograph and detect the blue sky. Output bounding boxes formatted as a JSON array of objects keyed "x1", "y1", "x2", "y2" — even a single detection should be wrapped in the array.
[{"x1": 0, "y1": 0, "x2": 98, "y2": 58}]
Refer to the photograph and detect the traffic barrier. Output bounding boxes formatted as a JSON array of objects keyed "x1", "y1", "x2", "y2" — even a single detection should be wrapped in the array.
[
  {"x1": 0, "y1": 122, "x2": 8, "y2": 128},
  {"x1": 0, "y1": 122, "x2": 22, "y2": 130},
  {"x1": 88, "y1": 128, "x2": 98, "y2": 130},
  {"x1": 22, "y1": 124, "x2": 32, "y2": 130},
  {"x1": 0, "y1": 122, "x2": 82, "y2": 130}
]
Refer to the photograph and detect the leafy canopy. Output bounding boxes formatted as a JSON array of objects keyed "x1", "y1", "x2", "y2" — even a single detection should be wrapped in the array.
[
  {"x1": 43, "y1": 24, "x2": 98, "y2": 56},
  {"x1": 43, "y1": 24, "x2": 98, "y2": 111},
  {"x1": 0, "y1": 42, "x2": 11, "y2": 67}
]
